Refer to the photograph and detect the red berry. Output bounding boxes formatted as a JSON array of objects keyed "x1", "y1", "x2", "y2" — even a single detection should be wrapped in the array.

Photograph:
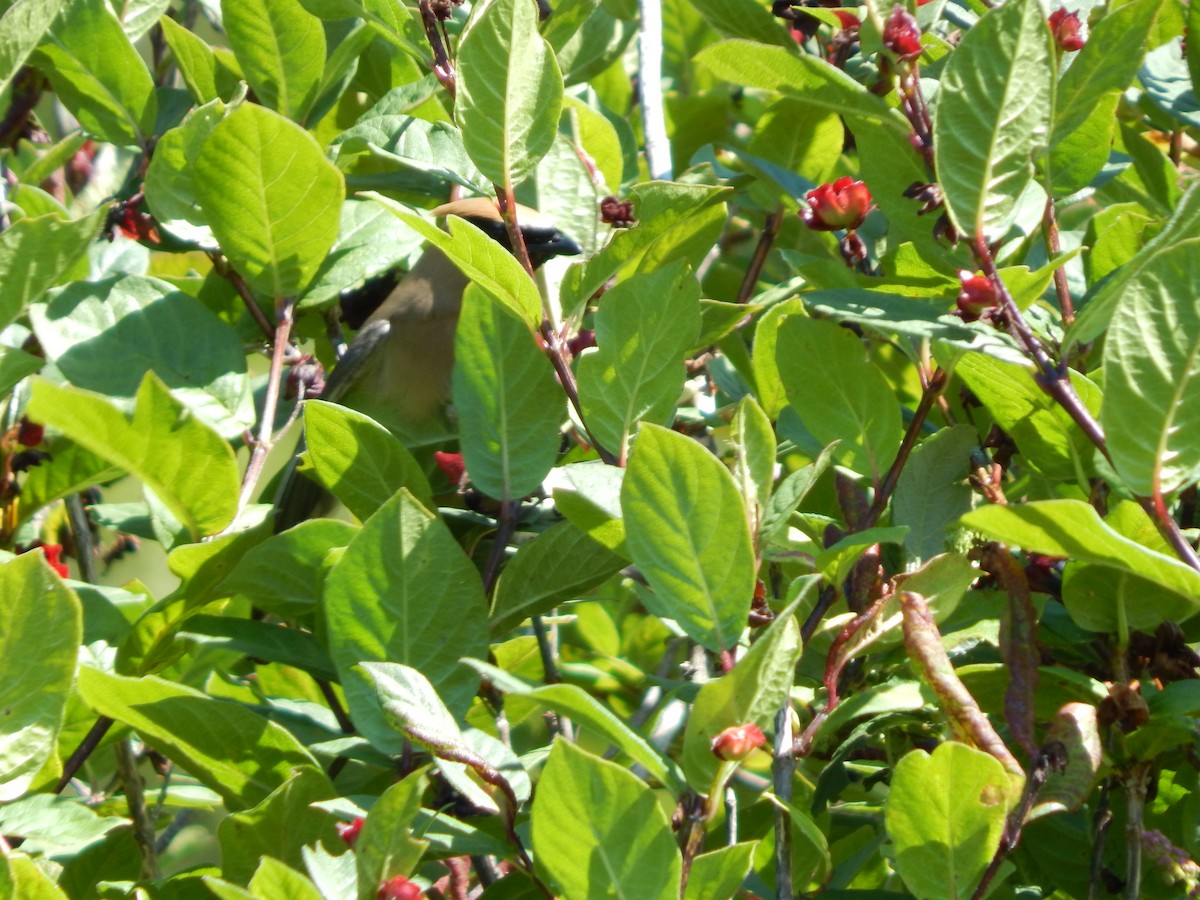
[
  {"x1": 377, "y1": 876, "x2": 423, "y2": 900},
  {"x1": 883, "y1": 5, "x2": 923, "y2": 61},
  {"x1": 336, "y1": 817, "x2": 364, "y2": 847},
  {"x1": 41, "y1": 544, "x2": 69, "y2": 579},
  {"x1": 16, "y1": 418, "x2": 44, "y2": 447},
  {"x1": 710, "y1": 723, "x2": 767, "y2": 761},
  {"x1": 433, "y1": 451, "x2": 466, "y2": 486},
  {"x1": 1048, "y1": 7, "x2": 1085, "y2": 51},
  {"x1": 801, "y1": 177, "x2": 872, "y2": 232},
  {"x1": 956, "y1": 270, "x2": 998, "y2": 321}
]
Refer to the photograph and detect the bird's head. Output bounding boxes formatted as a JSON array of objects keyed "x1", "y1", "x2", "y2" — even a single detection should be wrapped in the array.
[{"x1": 433, "y1": 198, "x2": 582, "y2": 268}]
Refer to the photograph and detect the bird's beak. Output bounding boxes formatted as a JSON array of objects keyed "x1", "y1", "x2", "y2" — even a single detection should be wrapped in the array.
[{"x1": 545, "y1": 232, "x2": 583, "y2": 259}]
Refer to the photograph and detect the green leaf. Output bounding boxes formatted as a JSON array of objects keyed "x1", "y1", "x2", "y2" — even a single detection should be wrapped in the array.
[
  {"x1": 684, "y1": 842, "x2": 759, "y2": 900},
  {"x1": 1050, "y1": 0, "x2": 1161, "y2": 144},
  {"x1": 622, "y1": 425, "x2": 756, "y2": 652},
  {"x1": 0, "y1": 207, "x2": 104, "y2": 332},
  {"x1": 144, "y1": 96, "x2": 231, "y2": 243},
  {"x1": 217, "y1": 767, "x2": 340, "y2": 884},
  {"x1": 300, "y1": 198, "x2": 423, "y2": 309},
  {"x1": 0, "y1": 794, "x2": 126, "y2": 857},
  {"x1": 775, "y1": 316, "x2": 902, "y2": 482},
  {"x1": 324, "y1": 490, "x2": 488, "y2": 751},
  {"x1": 954, "y1": 352, "x2": 1099, "y2": 480},
  {"x1": 0, "y1": 0, "x2": 68, "y2": 97},
  {"x1": 159, "y1": 15, "x2": 220, "y2": 103},
  {"x1": 27, "y1": 376, "x2": 239, "y2": 539},
  {"x1": 577, "y1": 260, "x2": 701, "y2": 458},
  {"x1": 455, "y1": 0, "x2": 564, "y2": 188},
  {"x1": 194, "y1": 103, "x2": 344, "y2": 297},
  {"x1": 221, "y1": 519, "x2": 358, "y2": 619},
  {"x1": 894, "y1": 425, "x2": 978, "y2": 562},
  {"x1": 961, "y1": 500, "x2": 1200, "y2": 621},
  {"x1": 453, "y1": 286, "x2": 562, "y2": 500},
  {"x1": 31, "y1": 274, "x2": 252, "y2": 439},
  {"x1": 681, "y1": 603, "x2": 802, "y2": 790},
  {"x1": 694, "y1": 40, "x2": 908, "y2": 134},
  {"x1": 1061, "y1": 563, "x2": 1198, "y2": 633},
  {"x1": 301, "y1": 400, "x2": 434, "y2": 518},
  {"x1": 246, "y1": 859, "x2": 324, "y2": 900},
  {"x1": 180, "y1": 615, "x2": 337, "y2": 680},
  {"x1": 355, "y1": 771, "x2": 429, "y2": 893},
  {"x1": 761, "y1": 443, "x2": 835, "y2": 544},
  {"x1": 1101, "y1": 239, "x2": 1200, "y2": 496},
  {"x1": 221, "y1": 0, "x2": 326, "y2": 120},
  {"x1": 933, "y1": 0, "x2": 1053, "y2": 242},
  {"x1": 558, "y1": 181, "x2": 730, "y2": 315},
  {"x1": 1140, "y1": 38, "x2": 1200, "y2": 130},
  {"x1": 531, "y1": 739, "x2": 681, "y2": 900},
  {"x1": 370, "y1": 196, "x2": 543, "y2": 328},
  {"x1": 461, "y1": 660, "x2": 686, "y2": 793},
  {"x1": 1045, "y1": 92, "x2": 1118, "y2": 198},
  {"x1": 3, "y1": 854, "x2": 68, "y2": 899},
  {"x1": 691, "y1": 0, "x2": 791, "y2": 44},
  {"x1": 552, "y1": 460, "x2": 628, "y2": 555},
  {"x1": 489, "y1": 520, "x2": 624, "y2": 635},
  {"x1": 76, "y1": 668, "x2": 319, "y2": 811},
  {"x1": 886, "y1": 742, "x2": 1017, "y2": 900},
  {"x1": 1067, "y1": 183, "x2": 1200, "y2": 349},
  {"x1": 0, "y1": 554, "x2": 80, "y2": 801},
  {"x1": 31, "y1": 0, "x2": 156, "y2": 144}
]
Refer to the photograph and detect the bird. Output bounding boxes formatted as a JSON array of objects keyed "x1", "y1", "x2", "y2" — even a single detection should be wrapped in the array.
[{"x1": 274, "y1": 197, "x2": 582, "y2": 530}]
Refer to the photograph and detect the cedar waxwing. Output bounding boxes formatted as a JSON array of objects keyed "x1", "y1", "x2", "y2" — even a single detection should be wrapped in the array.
[{"x1": 274, "y1": 198, "x2": 581, "y2": 529}]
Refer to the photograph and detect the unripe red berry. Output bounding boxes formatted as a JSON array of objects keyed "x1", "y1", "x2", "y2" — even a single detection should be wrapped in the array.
[
  {"x1": 801, "y1": 177, "x2": 872, "y2": 231},
  {"x1": 433, "y1": 451, "x2": 466, "y2": 486},
  {"x1": 336, "y1": 817, "x2": 364, "y2": 847},
  {"x1": 377, "y1": 876, "x2": 423, "y2": 900},
  {"x1": 41, "y1": 544, "x2": 69, "y2": 579},
  {"x1": 710, "y1": 723, "x2": 767, "y2": 761},
  {"x1": 16, "y1": 418, "x2": 44, "y2": 447},
  {"x1": 883, "y1": 5, "x2": 923, "y2": 61},
  {"x1": 1048, "y1": 7, "x2": 1085, "y2": 51},
  {"x1": 956, "y1": 270, "x2": 998, "y2": 321}
]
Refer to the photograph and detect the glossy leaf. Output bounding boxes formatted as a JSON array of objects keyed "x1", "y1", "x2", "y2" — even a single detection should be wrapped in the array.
[
  {"x1": 894, "y1": 425, "x2": 978, "y2": 562},
  {"x1": 0, "y1": 554, "x2": 80, "y2": 801},
  {"x1": 622, "y1": 424, "x2": 756, "y2": 653},
  {"x1": 324, "y1": 490, "x2": 488, "y2": 751},
  {"x1": 221, "y1": 0, "x2": 325, "y2": 121},
  {"x1": 455, "y1": 0, "x2": 563, "y2": 188},
  {"x1": 453, "y1": 285, "x2": 562, "y2": 500},
  {"x1": 76, "y1": 668, "x2": 318, "y2": 810},
  {"x1": 27, "y1": 376, "x2": 239, "y2": 539},
  {"x1": 32, "y1": 0, "x2": 156, "y2": 145},
  {"x1": 962, "y1": 500, "x2": 1200, "y2": 621},
  {"x1": 934, "y1": 0, "x2": 1052, "y2": 242},
  {"x1": 0, "y1": 208, "x2": 104, "y2": 332},
  {"x1": 217, "y1": 768, "x2": 341, "y2": 883},
  {"x1": 489, "y1": 521, "x2": 624, "y2": 635},
  {"x1": 301, "y1": 400, "x2": 434, "y2": 518},
  {"x1": 531, "y1": 739, "x2": 681, "y2": 900},
  {"x1": 577, "y1": 260, "x2": 701, "y2": 457},
  {"x1": 355, "y1": 771, "x2": 430, "y2": 894},
  {"x1": 775, "y1": 316, "x2": 902, "y2": 482},
  {"x1": 886, "y1": 742, "x2": 1017, "y2": 900},
  {"x1": 194, "y1": 103, "x2": 344, "y2": 297},
  {"x1": 31, "y1": 274, "x2": 253, "y2": 439},
  {"x1": 1102, "y1": 238, "x2": 1200, "y2": 495},
  {"x1": 0, "y1": 0, "x2": 69, "y2": 97},
  {"x1": 681, "y1": 602, "x2": 802, "y2": 790}
]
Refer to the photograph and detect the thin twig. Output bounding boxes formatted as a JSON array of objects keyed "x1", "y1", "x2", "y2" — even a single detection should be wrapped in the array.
[
  {"x1": 65, "y1": 494, "x2": 98, "y2": 584},
  {"x1": 972, "y1": 236, "x2": 1200, "y2": 571},
  {"x1": 233, "y1": 294, "x2": 297, "y2": 517},
  {"x1": 772, "y1": 702, "x2": 795, "y2": 900},
  {"x1": 736, "y1": 206, "x2": 785, "y2": 304},
  {"x1": 637, "y1": 0, "x2": 672, "y2": 181},
  {"x1": 863, "y1": 367, "x2": 947, "y2": 528},
  {"x1": 1123, "y1": 764, "x2": 1152, "y2": 900},
  {"x1": 207, "y1": 252, "x2": 275, "y2": 340},
  {"x1": 55, "y1": 716, "x2": 115, "y2": 793},
  {"x1": 115, "y1": 740, "x2": 160, "y2": 879},
  {"x1": 1042, "y1": 197, "x2": 1075, "y2": 327}
]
